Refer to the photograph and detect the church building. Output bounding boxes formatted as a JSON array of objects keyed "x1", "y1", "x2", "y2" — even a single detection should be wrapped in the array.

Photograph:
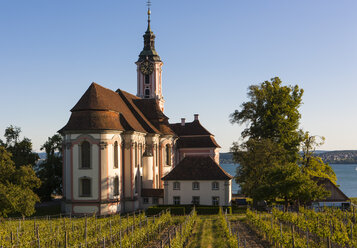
[{"x1": 60, "y1": 7, "x2": 231, "y2": 215}]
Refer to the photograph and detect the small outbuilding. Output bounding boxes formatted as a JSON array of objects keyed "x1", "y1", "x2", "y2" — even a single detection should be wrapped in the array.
[
  {"x1": 312, "y1": 177, "x2": 351, "y2": 210},
  {"x1": 162, "y1": 156, "x2": 233, "y2": 206}
]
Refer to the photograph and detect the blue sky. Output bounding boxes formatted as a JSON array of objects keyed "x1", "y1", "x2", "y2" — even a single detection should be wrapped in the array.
[{"x1": 0, "y1": 0, "x2": 356, "y2": 152}]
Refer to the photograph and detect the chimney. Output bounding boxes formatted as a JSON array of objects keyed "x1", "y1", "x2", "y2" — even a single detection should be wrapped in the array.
[
  {"x1": 181, "y1": 118, "x2": 186, "y2": 126},
  {"x1": 194, "y1": 114, "x2": 199, "y2": 121}
]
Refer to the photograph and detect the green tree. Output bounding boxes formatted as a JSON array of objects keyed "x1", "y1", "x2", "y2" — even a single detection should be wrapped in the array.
[
  {"x1": 231, "y1": 78, "x2": 330, "y2": 208},
  {"x1": 230, "y1": 77, "x2": 304, "y2": 162},
  {"x1": 3, "y1": 125, "x2": 39, "y2": 168},
  {"x1": 300, "y1": 133, "x2": 337, "y2": 184},
  {"x1": 36, "y1": 134, "x2": 63, "y2": 200},
  {"x1": 0, "y1": 146, "x2": 41, "y2": 217}
]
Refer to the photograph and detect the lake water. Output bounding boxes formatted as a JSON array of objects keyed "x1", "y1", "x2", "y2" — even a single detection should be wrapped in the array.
[{"x1": 221, "y1": 163, "x2": 357, "y2": 198}]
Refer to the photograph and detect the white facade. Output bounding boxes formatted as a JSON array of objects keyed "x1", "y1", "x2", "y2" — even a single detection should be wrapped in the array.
[
  {"x1": 62, "y1": 131, "x2": 174, "y2": 215},
  {"x1": 163, "y1": 180, "x2": 232, "y2": 206}
]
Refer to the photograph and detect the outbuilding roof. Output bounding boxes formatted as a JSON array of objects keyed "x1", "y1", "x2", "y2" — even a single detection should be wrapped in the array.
[
  {"x1": 162, "y1": 156, "x2": 233, "y2": 181},
  {"x1": 176, "y1": 136, "x2": 221, "y2": 148}
]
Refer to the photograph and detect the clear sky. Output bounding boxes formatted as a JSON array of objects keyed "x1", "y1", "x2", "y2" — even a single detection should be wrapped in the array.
[{"x1": 0, "y1": 0, "x2": 356, "y2": 152}]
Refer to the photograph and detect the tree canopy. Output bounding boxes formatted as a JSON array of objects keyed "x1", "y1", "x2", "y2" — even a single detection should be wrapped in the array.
[
  {"x1": 36, "y1": 134, "x2": 63, "y2": 200},
  {"x1": 1, "y1": 125, "x2": 39, "y2": 168},
  {"x1": 231, "y1": 77, "x2": 332, "y2": 208},
  {"x1": 0, "y1": 146, "x2": 41, "y2": 217}
]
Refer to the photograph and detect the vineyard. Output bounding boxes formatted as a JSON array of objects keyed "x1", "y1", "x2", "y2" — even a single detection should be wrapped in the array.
[{"x1": 1, "y1": 207, "x2": 356, "y2": 248}]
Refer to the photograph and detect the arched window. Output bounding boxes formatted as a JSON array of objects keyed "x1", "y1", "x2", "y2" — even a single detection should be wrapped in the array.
[
  {"x1": 114, "y1": 141, "x2": 118, "y2": 169},
  {"x1": 166, "y1": 144, "x2": 171, "y2": 166},
  {"x1": 81, "y1": 141, "x2": 90, "y2": 169},
  {"x1": 114, "y1": 176, "x2": 119, "y2": 196},
  {"x1": 145, "y1": 88, "x2": 150, "y2": 98}
]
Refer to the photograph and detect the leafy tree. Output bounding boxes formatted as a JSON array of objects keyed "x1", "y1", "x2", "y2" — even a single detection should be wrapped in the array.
[
  {"x1": 0, "y1": 146, "x2": 41, "y2": 217},
  {"x1": 231, "y1": 78, "x2": 330, "y2": 208},
  {"x1": 230, "y1": 77, "x2": 304, "y2": 162},
  {"x1": 3, "y1": 125, "x2": 39, "y2": 168},
  {"x1": 300, "y1": 132, "x2": 337, "y2": 184},
  {"x1": 36, "y1": 134, "x2": 63, "y2": 200}
]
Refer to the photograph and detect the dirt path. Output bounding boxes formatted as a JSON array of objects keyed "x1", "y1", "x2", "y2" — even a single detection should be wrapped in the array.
[{"x1": 230, "y1": 220, "x2": 272, "y2": 248}]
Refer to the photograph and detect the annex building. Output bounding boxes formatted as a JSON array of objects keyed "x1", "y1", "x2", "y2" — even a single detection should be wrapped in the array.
[{"x1": 60, "y1": 8, "x2": 232, "y2": 215}]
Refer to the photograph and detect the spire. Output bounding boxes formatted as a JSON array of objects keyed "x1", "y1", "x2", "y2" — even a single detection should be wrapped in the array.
[{"x1": 137, "y1": 0, "x2": 161, "y2": 62}]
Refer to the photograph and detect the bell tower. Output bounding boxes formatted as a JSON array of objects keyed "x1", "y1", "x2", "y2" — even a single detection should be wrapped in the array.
[{"x1": 136, "y1": 2, "x2": 165, "y2": 112}]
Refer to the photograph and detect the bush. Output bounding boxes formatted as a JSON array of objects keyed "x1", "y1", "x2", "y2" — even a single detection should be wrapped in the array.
[
  {"x1": 146, "y1": 206, "x2": 185, "y2": 216},
  {"x1": 146, "y1": 205, "x2": 232, "y2": 216},
  {"x1": 197, "y1": 206, "x2": 232, "y2": 215}
]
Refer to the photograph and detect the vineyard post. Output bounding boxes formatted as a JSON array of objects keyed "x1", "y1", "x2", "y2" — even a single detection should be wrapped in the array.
[
  {"x1": 244, "y1": 238, "x2": 246, "y2": 248},
  {"x1": 133, "y1": 211, "x2": 136, "y2": 229},
  {"x1": 10, "y1": 231, "x2": 13, "y2": 246},
  {"x1": 351, "y1": 223, "x2": 353, "y2": 240},
  {"x1": 327, "y1": 236, "x2": 331, "y2": 248},
  {"x1": 110, "y1": 220, "x2": 112, "y2": 244},
  {"x1": 280, "y1": 223, "x2": 283, "y2": 248},
  {"x1": 16, "y1": 227, "x2": 19, "y2": 247},
  {"x1": 37, "y1": 226, "x2": 40, "y2": 248},
  {"x1": 64, "y1": 231, "x2": 67, "y2": 248},
  {"x1": 160, "y1": 240, "x2": 163, "y2": 248},
  {"x1": 291, "y1": 224, "x2": 295, "y2": 248},
  {"x1": 84, "y1": 216, "x2": 88, "y2": 247},
  {"x1": 306, "y1": 228, "x2": 309, "y2": 248},
  {"x1": 168, "y1": 230, "x2": 171, "y2": 248},
  {"x1": 237, "y1": 232, "x2": 240, "y2": 248},
  {"x1": 103, "y1": 237, "x2": 106, "y2": 248},
  {"x1": 119, "y1": 230, "x2": 122, "y2": 248}
]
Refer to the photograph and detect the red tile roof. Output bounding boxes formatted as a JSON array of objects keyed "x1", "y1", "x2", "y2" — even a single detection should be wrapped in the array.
[
  {"x1": 60, "y1": 82, "x2": 174, "y2": 135},
  {"x1": 162, "y1": 156, "x2": 233, "y2": 181},
  {"x1": 169, "y1": 120, "x2": 212, "y2": 136},
  {"x1": 177, "y1": 136, "x2": 221, "y2": 148}
]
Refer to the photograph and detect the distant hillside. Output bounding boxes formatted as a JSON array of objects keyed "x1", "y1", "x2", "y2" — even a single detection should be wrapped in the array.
[
  {"x1": 220, "y1": 150, "x2": 357, "y2": 164},
  {"x1": 317, "y1": 150, "x2": 357, "y2": 164},
  {"x1": 220, "y1": 152, "x2": 235, "y2": 164}
]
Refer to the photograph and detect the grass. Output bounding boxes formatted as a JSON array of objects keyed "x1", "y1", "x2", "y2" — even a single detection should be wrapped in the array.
[{"x1": 186, "y1": 215, "x2": 228, "y2": 248}]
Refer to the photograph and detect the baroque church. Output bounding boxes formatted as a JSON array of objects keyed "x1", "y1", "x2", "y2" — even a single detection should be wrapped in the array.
[{"x1": 60, "y1": 7, "x2": 232, "y2": 215}]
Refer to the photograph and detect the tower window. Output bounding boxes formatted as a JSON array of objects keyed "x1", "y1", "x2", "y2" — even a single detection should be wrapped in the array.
[
  {"x1": 114, "y1": 176, "x2": 119, "y2": 196},
  {"x1": 114, "y1": 141, "x2": 118, "y2": 169},
  {"x1": 145, "y1": 88, "x2": 150, "y2": 98},
  {"x1": 145, "y1": 75, "x2": 150, "y2": 84},
  {"x1": 166, "y1": 144, "x2": 171, "y2": 166},
  {"x1": 80, "y1": 141, "x2": 90, "y2": 169}
]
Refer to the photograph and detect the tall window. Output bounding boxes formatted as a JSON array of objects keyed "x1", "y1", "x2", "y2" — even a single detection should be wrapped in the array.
[
  {"x1": 145, "y1": 74, "x2": 150, "y2": 84},
  {"x1": 165, "y1": 144, "x2": 171, "y2": 166},
  {"x1": 134, "y1": 143, "x2": 138, "y2": 167},
  {"x1": 212, "y1": 182, "x2": 219, "y2": 190},
  {"x1": 173, "y1": 182, "x2": 180, "y2": 190},
  {"x1": 173, "y1": 196, "x2": 180, "y2": 205},
  {"x1": 140, "y1": 144, "x2": 143, "y2": 167},
  {"x1": 212, "y1": 196, "x2": 220, "y2": 206},
  {"x1": 145, "y1": 88, "x2": 150, "y2": 98},
  {"x1": 80, "y1": 177, "x2": 91, "y2": 197},
  {"x1": 156, "y1": 145, "x2": 159, "y2": 167},
  {"x1": 114, "y1": 141, "x2": 119, "y2": 169},
  {"x1": 114, "y1": 176, "x2": 119, "y2": 196},
  {"x1": 135, "y1": 175, "x2": 138, "y2": 194},
  {"x1": 192, "y1": 182, "x2": 200, "y2": 190},
  {"x1": 81, "y1": 141, "x2": 90, "y2": 169}
]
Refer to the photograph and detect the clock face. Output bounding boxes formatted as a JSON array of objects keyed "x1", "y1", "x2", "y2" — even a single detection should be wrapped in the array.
[{"x1": 140, "y1": 61, "x2": 154, "y2": 75}]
